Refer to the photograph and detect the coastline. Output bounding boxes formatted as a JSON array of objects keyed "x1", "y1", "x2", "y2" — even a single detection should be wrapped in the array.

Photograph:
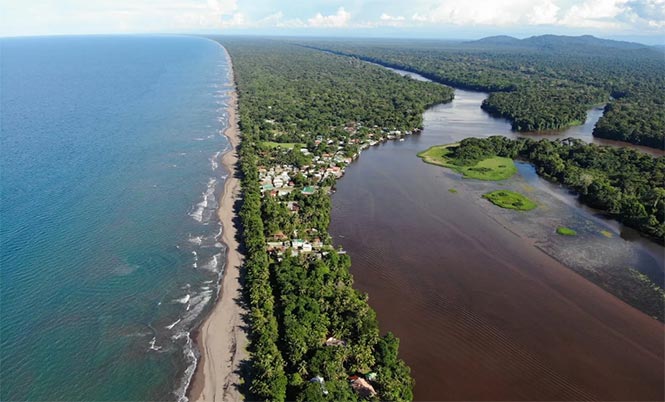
[{"x1": 187, "y1": 52, "x2": 248, "y2": 402}]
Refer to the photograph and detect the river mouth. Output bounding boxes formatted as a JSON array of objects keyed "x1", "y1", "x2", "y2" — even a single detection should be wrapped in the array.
[{"x1": 329, "y1": 85, "x2": 665, "y2": 401}]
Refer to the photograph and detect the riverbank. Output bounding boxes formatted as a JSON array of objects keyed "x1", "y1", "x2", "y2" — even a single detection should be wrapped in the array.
[
  {"x1": 329, "y1": 88, "x2": 665, "y2": 400},
  {"x1": 187, "y1": 59, "x2": 248, "y2": 402}
]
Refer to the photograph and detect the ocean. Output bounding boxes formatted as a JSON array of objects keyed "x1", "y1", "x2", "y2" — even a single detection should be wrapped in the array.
[{"x1": 0, "y1": 35, "x2": 230, "y2": 400}]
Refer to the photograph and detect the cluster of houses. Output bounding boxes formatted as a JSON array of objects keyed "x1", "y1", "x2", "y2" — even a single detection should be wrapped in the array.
[
  {"x1": 265, "y1": 230, "x2": 327, "y2": 259},
  {"x1": 258, "y1": 123, "x2": 422, "y2": 259},
  {"x1": 258, "y1": 157, "x2": 347, "y2": 197},
  {"x1": 258, "y1": 165, "x2": 295, "y2": 196},
  {"x1": 259, "y1": 126, "x2": 421, "y2": 198}
]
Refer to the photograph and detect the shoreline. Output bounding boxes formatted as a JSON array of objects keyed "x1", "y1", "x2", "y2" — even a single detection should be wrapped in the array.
[
  {"x1": 328, "y1": 88, "x2": 664, "y2": 400},
  {"x1": 187, "y1": 49, "x2": 248, "y2": 402}
]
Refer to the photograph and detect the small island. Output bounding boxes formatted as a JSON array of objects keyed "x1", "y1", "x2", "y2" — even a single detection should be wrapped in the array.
[
  {"x1": 556, "y1": 226, "x2": 577, "y2": 236},
  {"x1": 482, "y1": 190, "x2": 537, "y2": 211},
  {"x1": 418, "y1": 144, "x2": 516, "y2": 181}
]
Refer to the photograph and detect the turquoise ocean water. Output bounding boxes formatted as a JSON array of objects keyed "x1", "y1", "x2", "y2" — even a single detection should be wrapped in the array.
[{"x1": 0, "y1": 35, "x2": 230, "y2": 401}]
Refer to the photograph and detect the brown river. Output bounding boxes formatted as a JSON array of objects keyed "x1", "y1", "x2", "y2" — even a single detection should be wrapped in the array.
[{"x1": 329, "y1": 68, "x2": 665, "y2": 401}]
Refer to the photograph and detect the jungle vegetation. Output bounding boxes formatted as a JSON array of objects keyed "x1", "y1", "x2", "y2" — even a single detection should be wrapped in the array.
[
  {"x1": 217, "y1": 37, "x2": 454, "y2": 402},
  {"x1": 299, "y1": 35, "x2": 665, "y2": 149}
]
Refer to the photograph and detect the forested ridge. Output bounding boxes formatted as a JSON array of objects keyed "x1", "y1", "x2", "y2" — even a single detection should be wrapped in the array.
[
  {"x1": 216, "y1": 37, "x2": 453, "y2": 401},
  {"x1": 300, "y1": 36, "x2": 665, "y2": 149}
]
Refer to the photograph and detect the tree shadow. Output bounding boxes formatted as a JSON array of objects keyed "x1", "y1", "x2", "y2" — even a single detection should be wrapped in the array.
[{"x1": 227, "y1": 154, "x2": 257, "y2": 401}]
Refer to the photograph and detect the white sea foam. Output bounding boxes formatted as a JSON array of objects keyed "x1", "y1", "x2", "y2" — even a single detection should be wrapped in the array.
[
  {"x1": 179, "y1": 290, "x2": 213, "y2": 328},
  {"x1": 173, "y1": 331, "x2": 197, "y2": 402},
  {"x1": 166, "y1": 319, "x2": 181, "y2": 330},
  {"x1": 201, "y1": 253, "x2": 222, "y2": 273},
  {"x1": 148, "y1": 337, "x2": 162, "y2": 351},
  {"x1": 175, "y1": 294, "x2": 190, "y2": 304},
  {"x1": 189, "y1": 178, "x2": 217, "y2": 223},
  {"x1": 210, "y1": 151, "x2": 221, "y2": 170},
  {"x1": 189, "y1": 205, "x2": 204, "y2": 223}
]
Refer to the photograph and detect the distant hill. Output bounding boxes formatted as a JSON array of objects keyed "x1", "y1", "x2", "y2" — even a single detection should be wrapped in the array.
[
  {"x1": 468, "y1": 35, "x2": 522, "y2": 46},
  {"x1": 466, "y1": 34, "x2": 649, "y2": 51}
]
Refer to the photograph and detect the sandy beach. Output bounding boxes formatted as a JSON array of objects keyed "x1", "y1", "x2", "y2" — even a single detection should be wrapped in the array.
[{"x1": 187, "y1": 68, "x2": 248, "y2": 402}]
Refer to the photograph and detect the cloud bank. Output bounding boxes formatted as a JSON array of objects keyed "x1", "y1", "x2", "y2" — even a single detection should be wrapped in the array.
[{"x1": 1, "y1": 0, "x2": 662, "y2": 37}]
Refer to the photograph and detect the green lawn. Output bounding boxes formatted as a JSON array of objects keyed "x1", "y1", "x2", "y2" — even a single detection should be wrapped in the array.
[
  {"x1": 418, "y1": 144, "x2": 517, "y2": 181},
  {"x1": 482, "y1": 190, "x2": 537, "y2": 211},
  {"x1": 260, "y1": 141, "x2": 305, "y2": 149},
  {"x1": 556, "y1": 226, "x2": 577, "y2": 236}
]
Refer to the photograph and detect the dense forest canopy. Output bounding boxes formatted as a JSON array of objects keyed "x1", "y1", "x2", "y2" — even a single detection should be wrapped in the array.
[
  {"x1": 298, "y1": 35, "x2": 665, "y2": 149},
  {"x1": 230, "y1": 40, "x2": 453, "y2": 143},
  {"x1": 216, "y1": 37, "x2": 454, "y2": 402}
]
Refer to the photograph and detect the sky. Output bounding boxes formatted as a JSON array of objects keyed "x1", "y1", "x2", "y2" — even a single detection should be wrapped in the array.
[{"x1": 1, "y1": 0, "x2": 664, "y2": 44}]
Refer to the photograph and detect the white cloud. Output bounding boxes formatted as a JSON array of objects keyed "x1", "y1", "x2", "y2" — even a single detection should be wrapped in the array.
[
  {"x1": 258, "y1": 11, "x2": 306, "y2": 28},
  {"x1": 307, "y1": 7, "x2": 351, "y2": 27},
  {"x1": 403, "y1": 0, "x2": 665, "y2": 31},
  {"x1": 380, "y1": 13, "x2": 406, "y2": 21},
  {"x1": 205, "y1": 0, "x2": 247, "y2": 29},
  {"x1": 559, "y1": 0, "x2": 626, "y2": 28},
  {"x1": 207, "y1": 0, "x2": 238, "y2": 14},
  {"x1": 369, "y1": 12, "x2": 407, "y2": 27},
  {"x1": 409, "y1": 0, "x2": 538, "y2": 26},
  {"x1": 619, "y1": 0, "x2": 665, "y2": 28},
  {"x1": 1, "y1": 0, "x2": 663, "y2": 37},
  {"x1": 220, "y1": 12, "x2": 246, "y2": 28},
  {"x1": 528, "y1": 0, "x2": 560, "y2": 25}
]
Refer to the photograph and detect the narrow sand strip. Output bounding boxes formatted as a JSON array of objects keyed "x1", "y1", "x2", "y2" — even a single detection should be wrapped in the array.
[{"x1": 188, "y1": 68, "x2": 248, "y2": 402}]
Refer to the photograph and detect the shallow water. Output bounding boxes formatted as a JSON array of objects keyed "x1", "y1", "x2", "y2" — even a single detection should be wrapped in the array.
[
  {"x1": 330, "y1": 70, "x2": 665, "y2": 400},
  {"x1": 0, "y1": 35, "x2": 231, "y2": 401}
]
